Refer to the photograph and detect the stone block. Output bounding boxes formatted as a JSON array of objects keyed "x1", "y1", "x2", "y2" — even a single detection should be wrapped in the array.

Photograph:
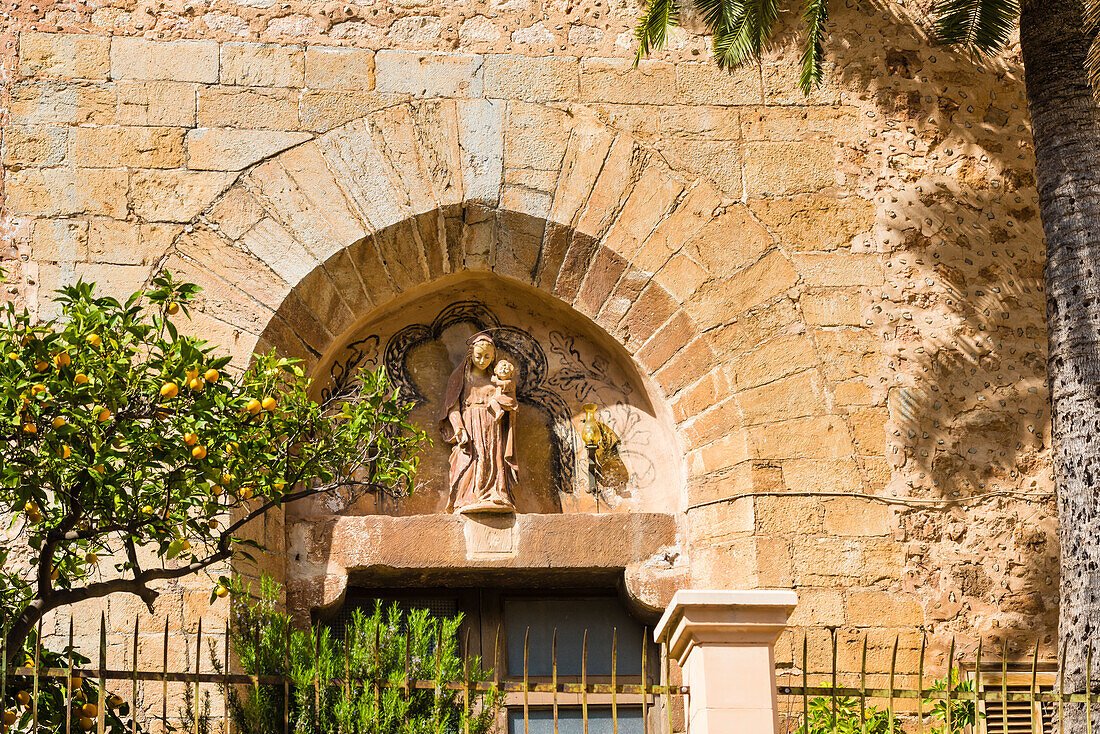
[
  {"x1": 822, "y1": 498, "x2": 894, "y2": 537},
  {"x1": 793, "y1": 252, "x2": 883, "y2": 287},
  {"x1": 635, "y1": 309, "x2": 696, "y2": 371},
  {"x1": 658, "y1": 105, "x2": 742, "y2": 140},
  {"x1": 675, "y1": 62, "x2": 763, "y2": 105},
  {"x1": 743, "y1": 141, "x2": 835, "y2": 196},
  {"x1": 763, "y1": 59, "x2": 841, "y2": 106},
  {"x1": 2, "y1": 125, "x2": 68, "y2": 166},
  {"x1": 618, "y1": 281, "x2": 679, "y2": 350},
  {"x1": 683, "y1": 396, "x2": 742, "y2": 447},
  {"x1": 846, "y1": 591, "x2": 923, "y2": 627},
  {"x1": 68, "y1": 126, "x2": 186, "y2": 168},
  {"x1": 728, "y1": 333, "x2": 818, "y2": 391},
  {"x1": 7, "y1": 168, "x2": 128, "y2": 218},
  {"x1": 579, "y1": 58, "x2": 676, "y2": 104},
  {"x1": 691, "y1": 499, "x2": 754, "y2": 542},
  {"x1": 741, "y1": 105, "x2": 859, "y2": 141},
  {"x1": 299, "y1": 90, "x2": 405, "y2": 132},
  {"x1": 197, "y1": 86, "x2": 299, "y2": 129},
  {"x1": 749, "y1": 416, "x2": 853, "y2": 460},
  {"x1": 801, "y1": 289, "x2": 862, "y2": 326},
  {"x1": 9, "y1": 81, "x2": 116, "y2": 125},
  {"x1": 786, "y1": 589, "x2": 846, "y2": 628},
  {"x1": 687, "y1": 430, "x2": 753, "y2": 475},
  {"x1": 88, "y1": 219, "x2": 174, "y2": 265},
  {"x1": 117, "y1": 80, "x2": 197, "y2": 126},
  {"x1": 755, "y1": 494, "x2": 824, "y2": 535},
  {"x1": 655, "y1": 336, "x2": 715, "y2": 397},
  {"x1": 686, "y1": 249, "x2": 798, "y2": 326},
  {"x1": 30, "y1": 219, "x2": 88, "y2": 261},
  {"x1": 655, "y1": 254, "x2": 708, "y2": 302},
  {"x1": 602, "y1": 165, "x2": 685, "y2": 261},
  {"x1": 221, "y1": 42, "x2": 304, "y2": 87},
  {"x1": 186, "y1": 128, "x2": 312, "y2": 170},
  {"x1": 780, "y1": 458, "x2": 862, "y2": 493},
  {"x1": 750, "y1": 196, "x2": 874, "y2": 251},
  {"x1": 483, "y1": 54, "x2": 579, "y2": 101},
  {"x1": 663, "y1": 139, "x2": 743, "y2": 198},
  {"x1": 204, "y1": 187, "x2": 265, "y2": 239},
  {"x1": 19, "y1": 32, "x2": 111, "y2": 79},
  {"x1": 110, "y1": 37, "x2": 219, "y2": 83},
  {"x1": 129, "y1": 170, "x2": 236, "y2": 222},
  {"x1": 457, "y1": 98, "x2": 504, "y2": 204},
  {"x1": 738, "y1": 369, "x2": 827, "y2": 425},
  {"x1": 304, "y1": 46, "x2": 375, "y2": 89},
  {"x1": 375, "y1": 50, "x2": 484, "y2": 97},
  {"x1": 683, "y1": 204, "x2": 773, "y2": 276},
  {"x1": 847, "y1": 407, "x2": 888, "y2": 454}
]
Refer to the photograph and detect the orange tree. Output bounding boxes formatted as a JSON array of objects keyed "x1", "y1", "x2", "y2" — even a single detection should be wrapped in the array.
[{"x1": 0, "y1": 272, "x2": 425, "y2": 659}]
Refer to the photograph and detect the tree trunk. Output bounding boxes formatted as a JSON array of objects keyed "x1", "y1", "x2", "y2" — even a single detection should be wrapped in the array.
[{"x1": 1021, "y1": 1, "x2": 1100, "y2": 729}]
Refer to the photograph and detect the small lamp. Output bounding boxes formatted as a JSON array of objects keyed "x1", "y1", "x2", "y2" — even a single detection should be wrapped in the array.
[{"x1": 581, "y1": 403, "x2": 601, "y2": 508}]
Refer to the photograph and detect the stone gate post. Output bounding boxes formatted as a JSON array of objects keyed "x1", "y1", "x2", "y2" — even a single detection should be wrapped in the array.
[{"x1": 654, "y1": 590, "x2": 798, "y2": 734}]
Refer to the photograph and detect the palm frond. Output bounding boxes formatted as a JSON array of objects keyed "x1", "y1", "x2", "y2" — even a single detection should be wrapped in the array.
[
  {"x1": 798, "y1": 0, "x2": 829, "y2": 94},
  {"x1": 635, "y1": 0, "x2": 681, "y2": 63},
  {"x1": 932, "y1": 0, "x2": 1019, "y2": 56},
  {"x1": 706, "y1": 0, "x2": 780, "y2": 69},
  {"x1": 1085, "y1": 0, "x2": 1100, "y2": 103}
]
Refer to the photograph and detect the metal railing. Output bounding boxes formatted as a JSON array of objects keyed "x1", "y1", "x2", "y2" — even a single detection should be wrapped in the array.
[
  {"x1": 1, "y1": 614, "x2": 687, "y2": 734},
  {"x1": 777, "y1": 631, "x2": 1087, "y2": 734}
]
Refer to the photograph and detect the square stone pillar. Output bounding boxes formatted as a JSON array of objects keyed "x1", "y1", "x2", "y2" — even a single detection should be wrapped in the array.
[{"x1": 654, "y1": 590, "x2": 797, "y2": 734}]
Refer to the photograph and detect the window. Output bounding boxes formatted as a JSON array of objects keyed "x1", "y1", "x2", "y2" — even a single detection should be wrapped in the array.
[{"x1": 326, "y1": 587, "x2": 660, "y2": 730}]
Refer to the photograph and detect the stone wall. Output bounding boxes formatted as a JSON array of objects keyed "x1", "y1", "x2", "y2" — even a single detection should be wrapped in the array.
[{"x1": 0, "y1": 0, "x2": 1056, "y2": 695}]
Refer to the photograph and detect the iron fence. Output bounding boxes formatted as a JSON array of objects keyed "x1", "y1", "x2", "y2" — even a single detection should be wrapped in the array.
[
  {"x1": 777, "y1": 631, "x2": 1084, "y2": 734},
  {"x1": 1, "y1": 614, "x2": 687, "y2": 734}
]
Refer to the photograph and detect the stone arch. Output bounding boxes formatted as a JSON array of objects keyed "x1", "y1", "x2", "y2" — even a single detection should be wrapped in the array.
[{"x1": 162, "y1": 97, "x2": 870, "y2": 562}]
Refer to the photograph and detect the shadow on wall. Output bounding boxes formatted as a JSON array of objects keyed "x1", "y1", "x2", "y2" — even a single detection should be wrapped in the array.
[{"x1": 824, "y1": 2, "x2": 1056, "y2": 655}]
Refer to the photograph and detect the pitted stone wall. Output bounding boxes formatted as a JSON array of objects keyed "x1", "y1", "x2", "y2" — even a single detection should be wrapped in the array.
[{"x1": 0, "y1": 0, "x2": 1056, "y2": 686}]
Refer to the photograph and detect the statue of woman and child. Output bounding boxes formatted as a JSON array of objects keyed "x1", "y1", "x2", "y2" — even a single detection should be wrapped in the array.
[{"x1": 438, "y1": 332, "x2": 520, "y2": 515}]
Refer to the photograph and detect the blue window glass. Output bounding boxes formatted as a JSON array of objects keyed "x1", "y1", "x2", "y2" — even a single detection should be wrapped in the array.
[
  {"x1": 508, "y1": 708, "x2": 644, "y2": 734},
  {"x1": 504, "y1": 597, "x2": 648, "y2": 676}
]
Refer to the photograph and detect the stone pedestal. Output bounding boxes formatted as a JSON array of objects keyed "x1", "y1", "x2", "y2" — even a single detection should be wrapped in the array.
[{"x1": 654, "y1": 590, "x2": 797, "y2": 734}]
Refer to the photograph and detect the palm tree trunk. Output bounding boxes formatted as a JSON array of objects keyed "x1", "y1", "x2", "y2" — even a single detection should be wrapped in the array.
[{"x1": 1021, "y1": 1, "x2": 1100, "y2": 728}]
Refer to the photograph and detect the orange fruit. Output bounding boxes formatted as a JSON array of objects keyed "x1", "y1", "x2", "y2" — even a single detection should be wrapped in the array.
[
  {"x1": 51, "y1": 416, "x2": 66, "y2": 429},
  {"x1": 16, "y1": 691, "x2": 30, "y2": 707},
  {"x1": 208, "y1": 518, "x2": 218, "y2": 529},
  {"x1": 79, "y1": 716, "x2": 94, "y2": 731},
  {"x1": 30, "y1": 384, "x2": 46, "y2": 396},
  {"x1": 141, "y1": 505, "x2": 155, "y2": 514},
  {"x1": 214, "y1": 584, "x2": 228, "y2": 598},
  {"x1": 96, "y1": 408, "x2": 110, "y2": 422},
  {"x1": 80, "y1": 704, "x2": 97, "y2": 718},
  {"x1": 85, "y1": 552, "x2": 98, "y2": 564},
  {"x1": 74, "y1": 373, "x2": 90, "y2": 385},
  {"x1": 183, "y1": 432, "x2": 198, "y2": 446},
  {"x1": 191, "y1": 445, "x2": 207, "y2": 460},
  {"x1": 220, "y1": 473, "x2": 234, "y2": 486},
  {"x1": 188, "y1": 378, "x2": 204, "y2": 392},
  {"x1": 3, "y1": 710, "x2": 17, "y2": 725},
  {"x1": 59, "y1": 445, "x2": 71, "y2": 459},
  {"x1": 159, "y1": 382, "x2": 178, "y2": 399},
  {"x1": 204, "y1": 369, "x2": 219, "y2": 383},
  {"x1": 85, "y1": 334, "x2": 101, "y2": 348},
  {"x1": 244, "y1": 399, "x2": 261, "y2": 415},
  {"x1": 53, "y1": 352, "x2": 71, "y2": 367},
  {"x1": 166, "y1": 303, "x2": 180, "y2": 315},
  {"x1": 22, "y1": 423, "x2": 36, "y2": 434},
  {"x1": 34, "y1": 361, "x2": 48, "y2": 371},
  {"x1": 261, "y1": 396, "x2": 276, "y2": 411}
]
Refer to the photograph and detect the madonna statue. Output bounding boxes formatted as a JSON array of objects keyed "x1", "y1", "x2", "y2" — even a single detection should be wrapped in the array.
[{"x1": 438, "y1": 333, "x2": 518, "y2": 514}]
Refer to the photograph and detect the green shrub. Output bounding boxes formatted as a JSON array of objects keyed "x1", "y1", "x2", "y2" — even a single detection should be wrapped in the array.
[
  {"x1": 796, "y1": 695, "x2": 901, "y2": 734},
  {"x1": 222, "y1": 577, "x2": 502, "y2": 734}
]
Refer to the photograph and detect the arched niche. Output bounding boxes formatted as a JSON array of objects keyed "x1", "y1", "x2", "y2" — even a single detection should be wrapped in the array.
[{"x1": 293, "y1": 270, "x2": 684, "y2": 520}]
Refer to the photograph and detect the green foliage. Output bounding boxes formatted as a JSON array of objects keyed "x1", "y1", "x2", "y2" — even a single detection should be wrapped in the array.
[
  {"x1": 634, "y1": 0, "x2": 1025, "y2": 94},
  {"x1": 221, "y1": 577, "x2": 502, "y2": 734},
  {"x1": 924, "y1": 668, "x2": 980, "y2": 734},
  {"x1": 2, "y1": 630, "x2": 136, "y2": 734},
  {"x1": 796, "y1": 696, "x2": 901, "y2": 734},
  {"x1": 933, "y1": 0, "x2": 1020, "y2": 56},
  {"x1": 0, "y1": 272, "x2": 426, "y2": 650}
]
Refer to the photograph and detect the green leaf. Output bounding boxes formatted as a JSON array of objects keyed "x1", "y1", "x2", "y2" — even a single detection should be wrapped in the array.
[
  {"x1": 798, "y1": 0, "x2": 829, "y2": 94},
  {"x1": 634, "y1": 0, "x2": 681, "y2": 61},
  {"x1": 932, "y1": 0, "x2": 1018, "y2": 56}
]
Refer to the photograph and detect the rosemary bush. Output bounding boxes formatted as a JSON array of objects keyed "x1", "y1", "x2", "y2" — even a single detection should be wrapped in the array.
[{"x1": 222, "y1": 577, "x2": 502, "y2": 734}]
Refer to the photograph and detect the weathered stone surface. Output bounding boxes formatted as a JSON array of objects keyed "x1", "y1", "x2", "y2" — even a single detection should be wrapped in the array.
[
  {"x1": 2, "y1": 125, "x2": 68, "y2": 166},
  {"x1": 129, "y1": 170, "x2": 236, "y2": 222},
  {"x1": 579, "y1": 58, "x2": 676, "y2": 104},
  {"x1": 117, "y1": 80, "x2": 197, "y2": 126},
  {"x1": 675, "y1": 62, "x2": 762, "y2": 106},
  {"x1": 110, "y1": 38, "x2": 219, "y2": 83},
  {"x1": 197, "y1": 86, "x2": 300, "y2": 129},
  {"x1": 68, "y1": 126, "x2": 186, "y2": 168},
  {"x1": 221, "y1": 43, "x2": 304, "y2": 87},
  {"x1": 375, "y1": 51, "x2": 483, "y2": 97},
  {"x1": 299, "y1": 90, "x2": 405, "y2": 132},
  {"x1": 7, "y1": 168, "x2": 128, "y2": 218},
  {"x1": 186, "y1": 128, "x2": 312, "y2": 170},
  {"x1": 19, "y1": 32, "x2": 111, "y2": 79},
  {"x1": 483, "y1": 55, "x2": 578, "y2": 101},
  {"x1": 743, "y1": 141, "x2": 836, "y2": 196},
  {"x1": 9, "y1": 81, "x2": 115, "y2": 125},
  {"x1": 304, "y1": 46, "x2": 375, "y2": 89},
  {"x1": 750, "y1": 196, "x2": 875, "y2": 251}
]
